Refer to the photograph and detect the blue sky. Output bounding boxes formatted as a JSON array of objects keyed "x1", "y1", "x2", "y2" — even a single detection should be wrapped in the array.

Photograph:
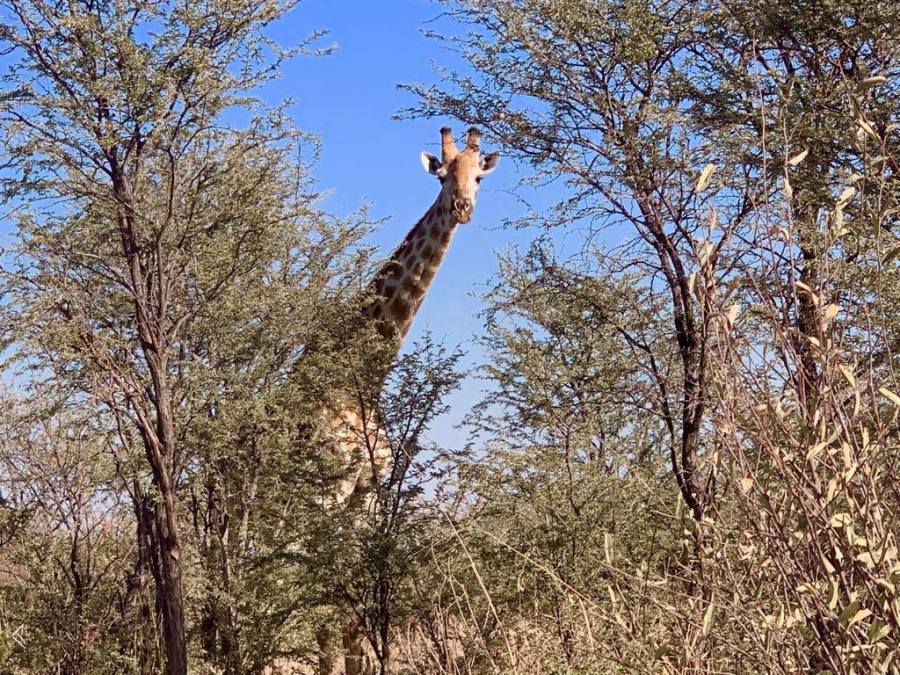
[{"x1": 265, "y1": 0, "x2": 544, "y2": 448}]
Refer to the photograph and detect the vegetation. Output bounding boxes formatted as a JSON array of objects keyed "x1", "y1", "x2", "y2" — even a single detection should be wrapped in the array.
[{"x1": 0, "y1": 0, "x2": 898, "y2": 673}]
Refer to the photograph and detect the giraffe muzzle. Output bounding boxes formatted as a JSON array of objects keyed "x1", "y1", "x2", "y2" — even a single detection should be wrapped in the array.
[{"x1": 453, "y1": 198, "x2": 473, "y2": 223}]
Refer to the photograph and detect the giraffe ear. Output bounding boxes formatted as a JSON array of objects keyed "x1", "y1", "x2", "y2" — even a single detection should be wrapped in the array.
[
  {"x1": 480, "y1": 151, "x2": 500, "y2": 175},
  {"x1": 420, "y1": 152, "x2": 446, "y2": 177}
]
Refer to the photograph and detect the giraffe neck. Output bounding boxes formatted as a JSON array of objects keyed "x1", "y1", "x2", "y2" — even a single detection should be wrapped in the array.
[{"x1": 366, "y1": 192, "x2": 458, "y2": 343}]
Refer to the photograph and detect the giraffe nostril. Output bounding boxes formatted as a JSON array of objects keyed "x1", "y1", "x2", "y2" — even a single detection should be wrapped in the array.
[{"x1": 453, "y1": 199, "x2": 472, "y2": 213}]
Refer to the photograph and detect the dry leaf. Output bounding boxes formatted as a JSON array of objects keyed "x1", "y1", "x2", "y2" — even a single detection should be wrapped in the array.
[
  {"x1": 837, "y1": 187, "x2": 857, "y2": 207},
  {"x1": 696, "y1": 163, "x2": 716, "y2": 192},
  {"x1": 849, "y1": 608, "x2": 872, "y2": 627},
  {"x1": 788, "y1": 149, "x2": 808, "y2": 166},
  {"x1": 726, "y1": 304, "x2": 740, "y2": 327},
  {"x1": 838, "y1": 365, "x2": 856, "y2": 388},
  {"x1": 860, "y1": 75, "x2": 887, "y2": 88},
  {"x1": 878, "y1": 387, "x2": 900, "y2": 407}
]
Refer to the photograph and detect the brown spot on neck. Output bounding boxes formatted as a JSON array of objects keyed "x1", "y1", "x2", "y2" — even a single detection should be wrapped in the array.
[{"x1": 365, "y1": 194, "x2": 461, "y2": 343}]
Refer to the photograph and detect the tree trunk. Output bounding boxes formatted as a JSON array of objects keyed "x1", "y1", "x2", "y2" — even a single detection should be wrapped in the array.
[
  {"x1": 140, "y1": 483, "x2": 187, "y2": 675},
  {"x1": 158, "y1": 499, "x2": 187, "y2": 675},
  {"x1": 130, "y1": 482, "x2": 163, "y2": 673},
  {"x1": 342, "y1": 618, "x2": 366, "y2": 675},
  {"x1": 200, "y1": 475, "x2": 242, "y2": 674}
]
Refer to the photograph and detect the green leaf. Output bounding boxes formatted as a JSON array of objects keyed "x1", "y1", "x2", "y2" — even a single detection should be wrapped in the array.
[
  {"x1": 868, "y1": 619, "x2": 891, "y2": 642},
  {"x1": 839, "y1": 600, "x2": 860, "y2": 624},
  {"x1": 883, "y1": 245, "x2": 900, "y2": 265}
]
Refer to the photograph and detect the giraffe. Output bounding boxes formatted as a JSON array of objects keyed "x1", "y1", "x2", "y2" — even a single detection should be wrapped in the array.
[
  {"x1": 365, "y1": 126, "x2": 500, "y2": 343},
  {"x1": 325, "y1": 126, "x2": 500, "y2": 509},
  {"x1": 317, "y1": 126, "x2": 500, "y2": 675}
]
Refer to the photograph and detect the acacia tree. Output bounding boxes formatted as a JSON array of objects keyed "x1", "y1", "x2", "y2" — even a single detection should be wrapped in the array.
[
  {"x1": 406, "y1": 0, "x2": 900, "y2": 547},
  {"x1": 0, "y1": 1, "x2": 340, "y2": 671},
  {"x1": 680, "y1": 0, "x2": 900, "y2": 413},
  {"x1": 405, "y1": 0, "x2": 759, "y2": 541},
  {"x1": 334, "y1": 336, "x2": 464, "y2": 675},
  {"x1": 177, "y1": 212, "x2": 372, "y2": 673},
  {"x1": 456, "y1": 250, "x2": 678, "y2": 667}
]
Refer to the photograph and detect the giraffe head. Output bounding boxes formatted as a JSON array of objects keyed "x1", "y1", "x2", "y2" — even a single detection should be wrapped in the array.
[{"x1": 420, "y1": 127, "x2": 500, "y2": 224}]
